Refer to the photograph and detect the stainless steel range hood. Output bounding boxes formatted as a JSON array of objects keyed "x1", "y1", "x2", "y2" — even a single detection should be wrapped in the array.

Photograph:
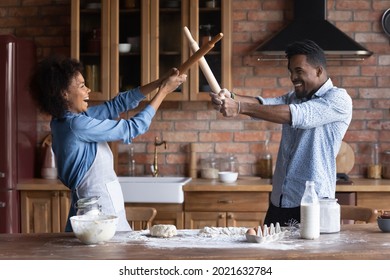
[{"x1": 251, "y1": 0, "x2": 373, "y2": 61}]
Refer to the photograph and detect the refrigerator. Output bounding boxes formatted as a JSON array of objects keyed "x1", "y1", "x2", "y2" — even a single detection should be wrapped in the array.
[{"x1": 0, "y1": 35, "x2": 37, "y2": 233}]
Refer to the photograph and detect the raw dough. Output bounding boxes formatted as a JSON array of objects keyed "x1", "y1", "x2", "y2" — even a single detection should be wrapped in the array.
[{"x1": 150, "y1": 224, "x2": 177, "y2": 238}]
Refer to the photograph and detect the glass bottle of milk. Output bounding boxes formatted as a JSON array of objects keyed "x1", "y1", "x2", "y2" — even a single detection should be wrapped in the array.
[{"x1": 300, "y1": 181, "x2": 320, "y2": 239}]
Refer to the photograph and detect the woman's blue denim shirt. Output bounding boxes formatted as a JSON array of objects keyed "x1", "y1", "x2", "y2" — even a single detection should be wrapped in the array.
[{"x1": 51, "y1": 87, "x2": 154, "y2": 191}]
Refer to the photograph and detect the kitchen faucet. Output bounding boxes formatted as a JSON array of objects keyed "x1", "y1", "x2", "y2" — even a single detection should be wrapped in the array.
[{"x1": 151, "y1": 136, "x2": 167, "y2": 177}]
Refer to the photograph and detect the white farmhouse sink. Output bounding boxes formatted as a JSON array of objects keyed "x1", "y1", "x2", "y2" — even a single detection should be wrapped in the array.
[{"x1": 118, "y1": 176, "x2": 192, "y2": 203}]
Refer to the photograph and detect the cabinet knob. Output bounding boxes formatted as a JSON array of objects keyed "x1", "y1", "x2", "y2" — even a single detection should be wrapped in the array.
[
  {"x1": 52, "y1": 191, "x2": 59, "y2": 197},
  {"x1": 227, "y1": 213, "x2": 233, "y2": 219},
  {"x1": 219, "y1": 213, "x2": 225, "y2": 218}
]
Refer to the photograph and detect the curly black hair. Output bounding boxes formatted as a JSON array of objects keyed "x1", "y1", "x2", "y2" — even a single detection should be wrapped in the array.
[
  {"x1": 285, "y1": 39, "x2": 327, "y2": 69},
  {"x1": 29, "y1": 55, "x2": 83, "y2": 119}
]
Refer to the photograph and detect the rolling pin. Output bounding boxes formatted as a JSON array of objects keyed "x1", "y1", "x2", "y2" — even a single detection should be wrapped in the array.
[
  {"x1": 177, "y1": 32, "x2": 223, "y2": 74},
  {"x1": 183, "y1": 26, "x2": 222, "y2": 94}
]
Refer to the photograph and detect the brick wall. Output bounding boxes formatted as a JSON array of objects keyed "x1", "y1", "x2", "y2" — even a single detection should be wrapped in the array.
[{"x1": 2, "y1": 0, "x2": 389, "y2": 179}]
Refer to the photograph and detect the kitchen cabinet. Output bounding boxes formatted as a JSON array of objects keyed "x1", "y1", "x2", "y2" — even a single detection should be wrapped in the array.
[
  {"x1": 70, "y1": 0, "x2": 232, "y2": 102},
  {"x1": 356, "y1": 192, "x2": 390, "y2": 211},
  {"x1": 125, "y1": 203, "x2": 184, "y2": 229},
  {"x1": 20, "y1": 190, "x2": 71, "y2": 233},
  {"x1": 184, "y1": 191, "x2": 269, "y2": 229},
  {"x1": 71, "y1": 0, "x2": 147, "y2": 100}
]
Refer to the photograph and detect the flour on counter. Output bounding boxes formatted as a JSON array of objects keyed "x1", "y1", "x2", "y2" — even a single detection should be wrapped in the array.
[
  {"x1": 108, "y1": 227, "x2": 300, "y2": 250},
  {"x1": 198, "y1": 226, "x2": 248, "y2": 237}
]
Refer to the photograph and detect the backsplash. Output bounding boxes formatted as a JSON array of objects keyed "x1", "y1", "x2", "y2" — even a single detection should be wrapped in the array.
[{"x1": 2, "y1": 0, "x2": 390, "y2": 178}]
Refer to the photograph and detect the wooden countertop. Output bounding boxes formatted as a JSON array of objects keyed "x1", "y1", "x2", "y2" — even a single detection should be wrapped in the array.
[
  {"x1": 17, "y1": 178, "x2": 68, "y2": 191},
  {"x1": 17, "y1": 177, "x2": 390, "y2": 192},
  {"x1": 184, "y1": 177, "x2": 390, "y2": 192},
  {"x1": 0, "y1": 224, "x2": 389, "y2": 260}
]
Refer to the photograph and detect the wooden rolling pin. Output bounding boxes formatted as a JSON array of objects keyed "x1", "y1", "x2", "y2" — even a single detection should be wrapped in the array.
[
  {"x1": 183, "y1": 26, "x2": 222, "y2": 94},
  {"x1": 178, "y1": 32, "x2": 223, "y2": 74}
]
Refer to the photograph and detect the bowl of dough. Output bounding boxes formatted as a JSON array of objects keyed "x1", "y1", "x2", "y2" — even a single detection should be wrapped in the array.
[{"x1": 70, "y1": 214, "x2": 118, "y2": 244}]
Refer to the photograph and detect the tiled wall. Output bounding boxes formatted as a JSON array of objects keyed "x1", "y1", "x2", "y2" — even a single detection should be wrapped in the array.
[{"x1": 1, "y1": 0, "x2": 389, "y2": 178}]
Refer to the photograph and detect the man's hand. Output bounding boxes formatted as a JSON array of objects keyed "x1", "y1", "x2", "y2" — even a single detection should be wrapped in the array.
[{"x1": 209, "y1": 88, "x2": 231, "y2": 112}]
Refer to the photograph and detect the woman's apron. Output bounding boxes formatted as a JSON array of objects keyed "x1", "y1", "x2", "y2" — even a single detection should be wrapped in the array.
[{"x1": 66, "y1": 142, "x2": 131, "y2": 232}]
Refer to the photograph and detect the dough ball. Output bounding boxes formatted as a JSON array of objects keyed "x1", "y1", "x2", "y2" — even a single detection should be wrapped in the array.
[{"x1": 150, "y1": 224, "x2": 177, "y2": 238}]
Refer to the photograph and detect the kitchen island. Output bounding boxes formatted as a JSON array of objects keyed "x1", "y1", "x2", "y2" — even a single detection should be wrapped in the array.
[
  {"x1": 1, "y1": 224, "x2": 389, "y2": 260},
  {"x1": 17, "y1": 178, "x2": 390, "y2": 232}
]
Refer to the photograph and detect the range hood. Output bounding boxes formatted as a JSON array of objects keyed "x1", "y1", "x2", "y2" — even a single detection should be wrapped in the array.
[{"x1": 251, "y1": 0, "x2": 373, "y2": 61}]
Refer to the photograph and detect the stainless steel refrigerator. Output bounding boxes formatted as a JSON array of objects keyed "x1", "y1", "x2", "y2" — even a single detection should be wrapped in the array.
[{"x1": 0, "y1": 35, "x2": 37, "y2": 233}]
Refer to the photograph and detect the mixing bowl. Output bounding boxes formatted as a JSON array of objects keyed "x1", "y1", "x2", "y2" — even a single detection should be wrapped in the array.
[
  {"x1": 218, "y1": 171, "x2": 238, "y2": 183},
  {"x1": 70, "y1": 214, "x2": 118, "y2": 244},
  {"x1": 377, "y1": 217, "x2": 390, "y2": 232}
]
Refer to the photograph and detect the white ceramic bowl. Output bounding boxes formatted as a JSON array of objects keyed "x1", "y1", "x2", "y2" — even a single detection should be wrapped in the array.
[
  {"x1": 70, "y1": 214, "x2": 118, "y2": 244},
  {"x1": 218, "y1": 171, "x2": 238, "y2": 183},
  {"x1": 119, "y1": 43, "x2": 131, "y2": 53}
]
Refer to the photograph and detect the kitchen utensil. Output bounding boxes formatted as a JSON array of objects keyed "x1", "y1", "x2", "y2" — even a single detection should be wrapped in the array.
[
  {"x1": 177, "y1": 32, "x2": 223, "y2": 74},
  {"x1": 76, "y1": 196, "x2": 101, "y2": 216},
  {"x1": 127, "y1": 36, "x2": 140, "y2": 52},
  {"x1": 319, "y1": 198, "x2": 340, "y2": 233},
  {"x1": 70, "y1": 214, "x2": 118, "y2": 244},
  {"x1": 85, "y1": 64, "x2": 100, "y2": 92},
  {"x1": 382, "y1": 8, "x2": 390, "y2": 36},
  {"x1": 218, "y1": 171, "x2": 238, "y2": 183},
  {"x1": 245, "y1": 223, "x2": 288, "y2": 243},
  {"x1": 183, "y1": 26, "x2": 222, "y2": 93},
  {"x1": 119, "y1": 43, "x2": 131, "y2": 53},
  {"x1": 336, "y1": 141, "x2": 355, "y2": 174},
  {"x1": 205, "y1": 0, "x2": 218, "y2": 8},
  {"x1": 41, "y1": 134, "x2": 57, "y2": 179},
  {"x1": 377, "y1": 217, "x2": 390, "y2": 232}
]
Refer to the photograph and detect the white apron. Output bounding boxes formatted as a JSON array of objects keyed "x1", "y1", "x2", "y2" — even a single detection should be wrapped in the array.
[{"x1": 76, "y1": 142, "x2": 131, "y2": 231}]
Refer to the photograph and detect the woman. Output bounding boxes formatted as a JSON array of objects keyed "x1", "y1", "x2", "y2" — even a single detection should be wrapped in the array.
[{"x1": 30, "y1": 55, "x2": 187, "y2": 231}]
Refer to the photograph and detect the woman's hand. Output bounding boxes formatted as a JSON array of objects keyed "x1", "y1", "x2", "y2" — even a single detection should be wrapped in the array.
[{"x1": 159, "y1": 68, "x2": 187, "y2": 96}]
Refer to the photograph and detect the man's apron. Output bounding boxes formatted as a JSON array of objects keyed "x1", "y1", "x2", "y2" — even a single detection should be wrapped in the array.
[{"x1": 67, "y1": 142, "x2": 131, "y2": 231}]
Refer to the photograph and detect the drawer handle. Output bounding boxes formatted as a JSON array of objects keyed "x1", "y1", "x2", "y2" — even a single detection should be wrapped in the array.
[{"x1": 217, "y1": 200, "x2": 233, "y2": 204}]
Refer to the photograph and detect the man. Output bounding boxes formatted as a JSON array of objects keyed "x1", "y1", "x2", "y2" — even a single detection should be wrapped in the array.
[{"x1": 210, "y1": 39, "x2": 352, "y2": 226}]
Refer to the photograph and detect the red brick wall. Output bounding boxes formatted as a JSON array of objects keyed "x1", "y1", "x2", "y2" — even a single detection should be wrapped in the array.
[{"x1": 2, "y1": 0, "x2": 389, "y2": 179}]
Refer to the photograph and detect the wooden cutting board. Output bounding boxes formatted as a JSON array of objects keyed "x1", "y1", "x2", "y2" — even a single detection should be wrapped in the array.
[{"x1": 336, "y1": 141, "x2": 355, "y2": 174}]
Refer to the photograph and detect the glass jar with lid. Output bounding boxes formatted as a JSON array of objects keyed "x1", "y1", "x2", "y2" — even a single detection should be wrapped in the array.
[
  {"x1": 76, "y1": 196, "x2": 101, "y2": 216},
  {"x1": 218, "y1": 154, "x2": 239, "y2": 173},
  {"x1": 382, "y1": 150, "x2": 390, "y2": 179},
  {"x1": 200, "y1": 157, "x2": 220, "y2": 179},
  {"x1": 319, "y1": 198, "x2": 340, "y2": 233}
]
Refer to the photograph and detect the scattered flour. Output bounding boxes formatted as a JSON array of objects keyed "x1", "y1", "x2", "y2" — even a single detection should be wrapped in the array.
[
  {"x1": 108, "y1": 227, "x2": 300, "y2": 250},
  {"x1": 198, "y1": 226, "x2": 248, "y2": 237}
]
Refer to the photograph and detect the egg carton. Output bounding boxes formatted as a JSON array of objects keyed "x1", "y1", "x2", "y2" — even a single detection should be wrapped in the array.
[{"x1": 245, "y1": 222, "x2": 288, "y2": 243}]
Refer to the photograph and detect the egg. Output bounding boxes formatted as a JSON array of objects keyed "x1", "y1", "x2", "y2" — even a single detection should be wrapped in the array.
[{"x1": 246, "y1": 228, "x2": 257, "y2": 236}]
